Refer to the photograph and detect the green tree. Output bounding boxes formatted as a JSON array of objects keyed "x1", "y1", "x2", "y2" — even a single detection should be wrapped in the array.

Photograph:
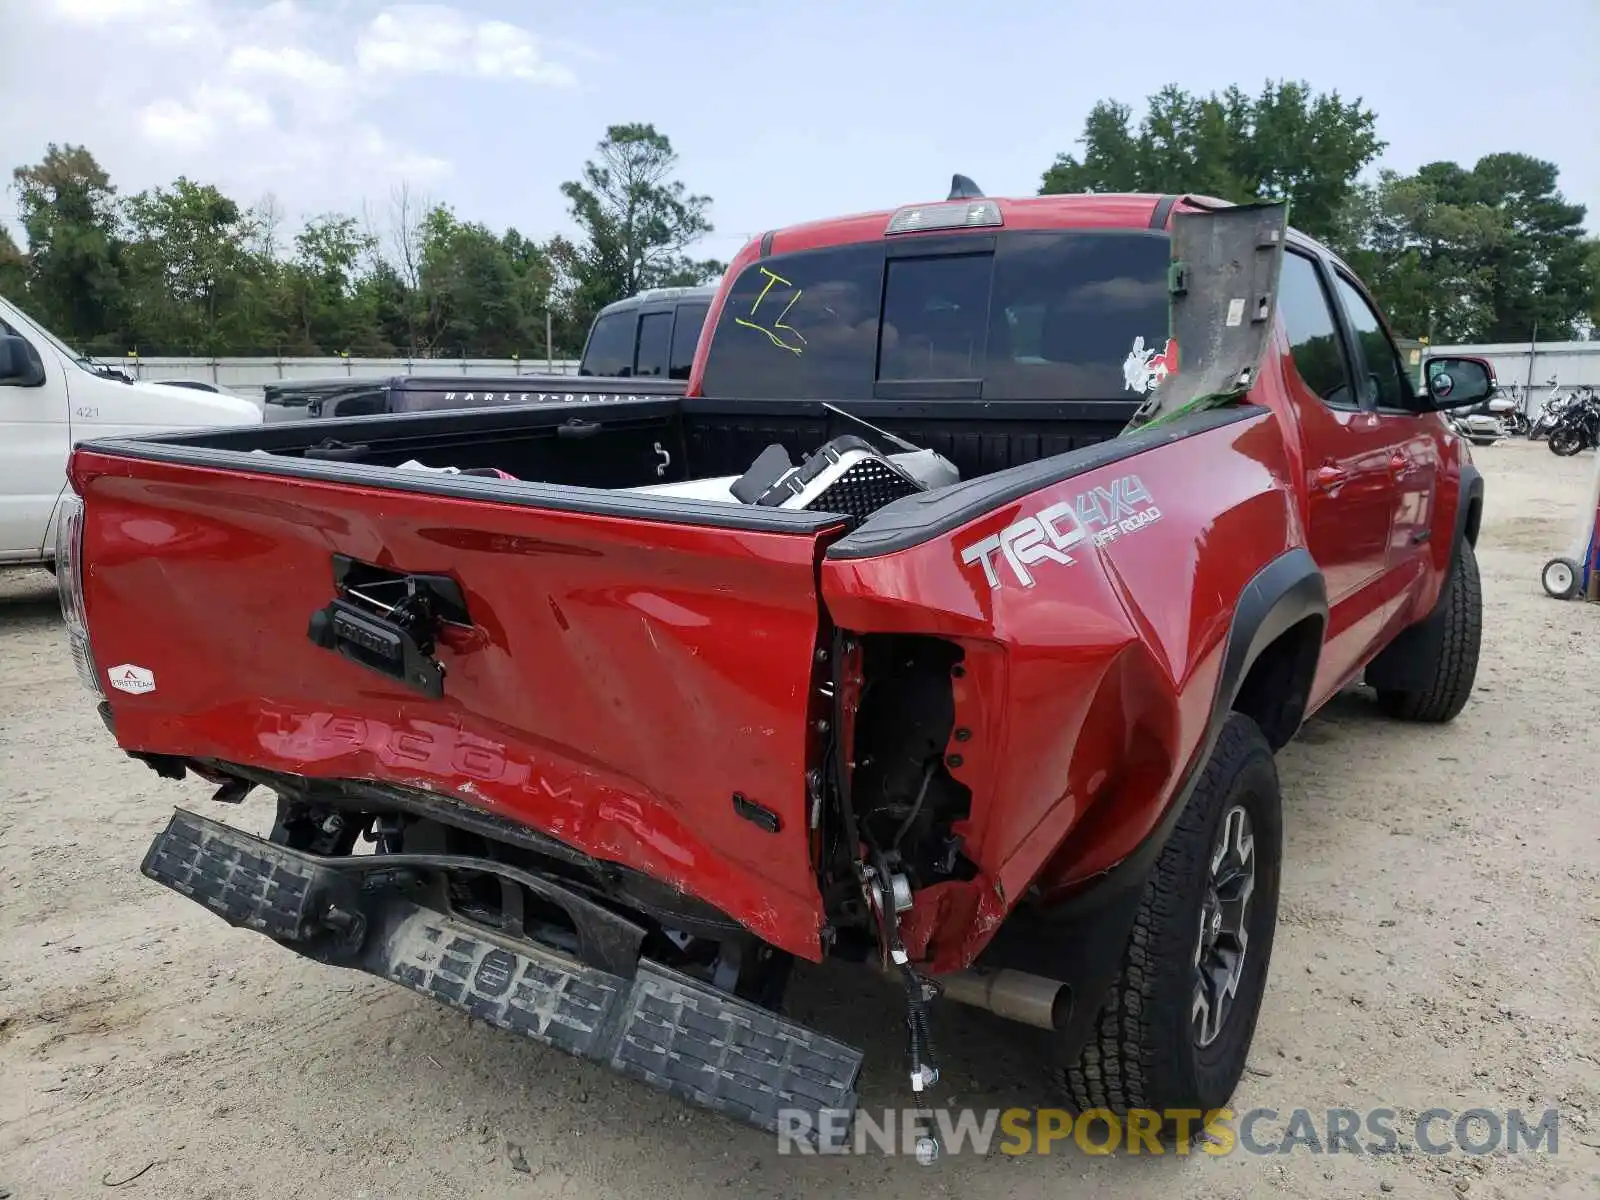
[
  {"x1": 1585, "y1": 238, "x2": 1600, "y2": 335},
  {"x1": 1339, "y1": 154, "x2": 1592, "y2": 343},
  {"x1": 1041, "y1": 81, "x2": 1384, "y2": 242},
  {"x1": 230, "y1": 194, "x2": 297, "y2": 354},
  {"x1": 1335, "y1": 169, "x2": 1499, "y2": 341},
  {"x1": 1458, "y1": 153, "x2": 1590, "y2": 342},
  {"x1": 555, "y1": 123, "x2": 723, "y2": 333},
  {"x1": 0, "y1": 226, "x2": 26, "y2": 298},
  {"x1": 370, "y1": 182, "x2": 430, "y2": 353},
  {"x1": 501, "y1": 226, "x2": 557, "y2": 355},
  {"x1": 416, "y1": 205, "x2": 539, "y2": 356},
  {"x1": 286, "y1": 214, "x2": 379, "y2": 353},
  {"x1": 5, "y1": 124, "x2": 728, "y2": 358},
  {"x1": 11, "y1": 144, "x2": 122, "y2": 339},
  {"x1": 120, "y1": 178, "x2": 266, "y2": 353},
  {"x1": 352, "y1": 260, "x2": 415, "y2": 356}
]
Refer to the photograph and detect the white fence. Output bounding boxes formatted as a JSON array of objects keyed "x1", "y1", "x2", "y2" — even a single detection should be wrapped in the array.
[
  {"x1": 1427, "y1": 341, "x2": 1600, "y2": 411},
  {"x1": 124, "y1": 355, "x2": 583, "y2": 396}
]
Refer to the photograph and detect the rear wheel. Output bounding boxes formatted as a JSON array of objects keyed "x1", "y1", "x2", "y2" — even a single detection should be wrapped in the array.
[
  {"x1": 1060, "y1": 713, "x2": 1282, "y2": 1127},
  {"x1": 1542, "y1": 557, "x2": 1582, "y2": 600},
  {"x1": 1375, "y1": 541, "x2": 1482, "y2": 723}
]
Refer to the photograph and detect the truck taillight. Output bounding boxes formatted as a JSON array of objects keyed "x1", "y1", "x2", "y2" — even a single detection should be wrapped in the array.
[{"x1": 55, "y1": 493, "x2": 103, "y2": 697}]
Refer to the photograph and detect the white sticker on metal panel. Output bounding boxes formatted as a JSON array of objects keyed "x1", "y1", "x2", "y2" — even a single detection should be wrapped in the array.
[
  {"x1": 1225, "y1": 298, "x2": 1246, "y2": 327},
  {"x1": 108, "y1": 664, "x2": 156, "y2": 695}
]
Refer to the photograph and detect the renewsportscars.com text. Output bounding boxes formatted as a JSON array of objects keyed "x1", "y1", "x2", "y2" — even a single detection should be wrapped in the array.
[{"x1": 777, "y1": 1106, "x2": 1563, "y2": 1158}]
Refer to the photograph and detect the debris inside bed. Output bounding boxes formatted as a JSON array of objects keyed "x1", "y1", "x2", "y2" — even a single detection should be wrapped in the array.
[{"x1": 346, "y1": 404, "x2": 963, "y2": 523}]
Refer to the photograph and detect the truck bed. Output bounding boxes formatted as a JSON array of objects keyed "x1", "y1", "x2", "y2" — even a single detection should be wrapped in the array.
[
  {"x1": 67, "y1": 394, "x2": 1160, "y2": 957},
  {"x1": 141, "y1": 394, "x2": 1134, "y2": 496}
]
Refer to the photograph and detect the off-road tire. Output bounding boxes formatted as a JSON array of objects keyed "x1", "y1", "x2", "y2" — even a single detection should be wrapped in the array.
[
  {"x1": 1375, "y1": 541, "x2": 1482, "y2": 722},
  {"x1": 1060, "y1": 713, "x2": 1282, "y2": 1125}
]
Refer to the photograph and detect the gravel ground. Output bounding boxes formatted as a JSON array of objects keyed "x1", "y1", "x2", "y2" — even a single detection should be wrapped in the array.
[{"x1": 2, "y1": 438, "x2": 1597, "y2": 1199}]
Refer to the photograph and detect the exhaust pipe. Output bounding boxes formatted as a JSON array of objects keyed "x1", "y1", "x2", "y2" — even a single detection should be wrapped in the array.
[
  {"x1": 883, "y1": 962, "x2": 1070, "y2": 1030},
  {"x1": 937, "y1": 967, "x2": 1070, "y2": 1030}
]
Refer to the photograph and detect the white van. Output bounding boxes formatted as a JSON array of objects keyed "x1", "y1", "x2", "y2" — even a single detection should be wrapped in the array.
[{"x1": 1, "y1": 295, "x2": 263, "y2": 569}]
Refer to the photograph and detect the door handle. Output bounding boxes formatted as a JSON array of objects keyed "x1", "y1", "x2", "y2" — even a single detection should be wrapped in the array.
[{"x1": 1314, "y1": 464, "x2": 1348, "y2": 493}]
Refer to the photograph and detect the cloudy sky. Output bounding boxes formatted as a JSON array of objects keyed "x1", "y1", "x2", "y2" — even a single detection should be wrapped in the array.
[{"x1": 2, "y1": 0, "x2": 1597, "y2": 265}]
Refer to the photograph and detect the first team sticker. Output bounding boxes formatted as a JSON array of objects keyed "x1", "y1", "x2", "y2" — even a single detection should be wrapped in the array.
[{"x1": 108, "y1": 664, "x2": 156, "y2": 695}]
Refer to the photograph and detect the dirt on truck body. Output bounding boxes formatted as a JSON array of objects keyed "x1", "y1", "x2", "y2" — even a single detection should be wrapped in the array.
[{"x1": 56, "y1": 183, "x2": 1492, "y2": 1153}]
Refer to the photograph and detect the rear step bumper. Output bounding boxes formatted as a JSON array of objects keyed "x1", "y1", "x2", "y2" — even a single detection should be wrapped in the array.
[{"x1": 141, "y1": 809, "x2": 862, "y2": 1146}]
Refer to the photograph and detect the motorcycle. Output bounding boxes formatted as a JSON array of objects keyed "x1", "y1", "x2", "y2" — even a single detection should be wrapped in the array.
[
  {"x1": 1494, "y1": 398, "x2": 1531, "y2": 437},
  {"x1": 1527, "y1": 378, "x2": 1568, "y2": 440},
  {"x1": 1451, "y1": 409, "x2": 1508, "y2": 446},
  {"x1": 1437, "y1": 382, "x2": 1521, "y2": 445},
  {"x1": 1547, "y1": 388, "x2": 1600, "y2": 456}
]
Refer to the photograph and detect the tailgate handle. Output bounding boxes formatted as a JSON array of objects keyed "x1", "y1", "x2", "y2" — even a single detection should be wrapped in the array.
[
  {"x1": 308, "y1": 599, "x2": 446, "y2": 698},
  {"x1": 306, "y1": 557, "x2": 470, "y2": 698},
  {"x1": 557, "y1": 418, "x2": 601, "y2": 440}
]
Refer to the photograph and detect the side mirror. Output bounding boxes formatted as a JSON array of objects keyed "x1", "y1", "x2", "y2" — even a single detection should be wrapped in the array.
[
  {"x1": 0, "y1": 334, "x2": 46, "y2": 388},
  {"x1": 1422, "y1": 356, "x2": 1495, "y2": 411}
]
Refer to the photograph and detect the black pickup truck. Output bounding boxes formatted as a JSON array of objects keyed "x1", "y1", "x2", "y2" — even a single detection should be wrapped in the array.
[
  {"x1": 266, "y1": 287, "x2": 714, "y2": 422},
  {"x1": 577, "y1": 285, "x2": 713, "y2": 381}
]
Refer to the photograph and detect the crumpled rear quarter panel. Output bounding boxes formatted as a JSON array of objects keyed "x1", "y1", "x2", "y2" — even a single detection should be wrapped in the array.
[{"x1": 824, "y1": 410, "x2": 1300, "y2": 970}]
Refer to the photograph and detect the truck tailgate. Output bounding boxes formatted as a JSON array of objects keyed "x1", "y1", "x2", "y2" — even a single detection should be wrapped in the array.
[{"x1": 72, "y1": 450, "x2": 843, "y2": 959}]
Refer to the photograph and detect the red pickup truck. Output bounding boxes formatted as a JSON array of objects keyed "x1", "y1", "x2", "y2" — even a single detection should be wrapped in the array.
[{"x1": 57, "y1": 185, "x2": 1489, "y2": 1151}]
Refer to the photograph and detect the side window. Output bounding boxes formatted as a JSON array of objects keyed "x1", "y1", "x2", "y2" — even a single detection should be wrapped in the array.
[
  {"x1": 581, "y1": 313, "x2": 635, "y2": 377},
  {"x1": 669, "y1": 303, "x2": 708, "y2": 380},
  {"x1": 634, "y1": 311, "x2": 672, "y2": 378},
  {"x1": 879, "y1": 254, "x2": 992, "y2": 381},
  {"x1": 699, "y1": 245, "x2": 883, "y2": 400},
  {"x1": 1331, "y1": 273, "x2": 1410, "y2": 411},
  {"x1": 1276, "y1": 253, "x2": 1356, "y2": 408}
]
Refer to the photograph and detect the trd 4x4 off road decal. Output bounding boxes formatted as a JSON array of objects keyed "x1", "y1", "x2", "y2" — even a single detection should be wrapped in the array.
[
  {"x1": 961, "y1": 475, "x2": 1163, "y2": 589},
  {"x1": 961, "y1": 500, "x2": 1083, "y2": 589},
  {"x1": 1076, "y1": 474, "x2": 1162, "y2": 548}
]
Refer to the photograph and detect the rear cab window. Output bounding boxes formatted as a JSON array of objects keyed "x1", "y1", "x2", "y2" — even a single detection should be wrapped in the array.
[
  {"x1": 699, "y1": 231, "x2": 1173, "y2": 402},
  {"x1": 581, "y1": 311, "x2": 635, "y2": 377}
]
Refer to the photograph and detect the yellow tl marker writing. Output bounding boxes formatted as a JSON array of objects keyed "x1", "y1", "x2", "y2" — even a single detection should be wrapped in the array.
[{"x1": 735, "y1": 267, "x2": 807, "y2": 354}]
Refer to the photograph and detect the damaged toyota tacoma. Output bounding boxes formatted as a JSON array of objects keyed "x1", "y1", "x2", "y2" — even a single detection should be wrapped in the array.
[{"x1": 57, "y1": 185, "x2": 1491, "y2": 1151}]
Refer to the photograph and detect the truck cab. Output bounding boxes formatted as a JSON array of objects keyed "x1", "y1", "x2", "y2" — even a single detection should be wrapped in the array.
[
  {"x1": 579, "y1": 285, "x2": 714, "y2": 380},
  {"x1": 0, "y1": 295, "x2": 262, "y2": 567}
]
